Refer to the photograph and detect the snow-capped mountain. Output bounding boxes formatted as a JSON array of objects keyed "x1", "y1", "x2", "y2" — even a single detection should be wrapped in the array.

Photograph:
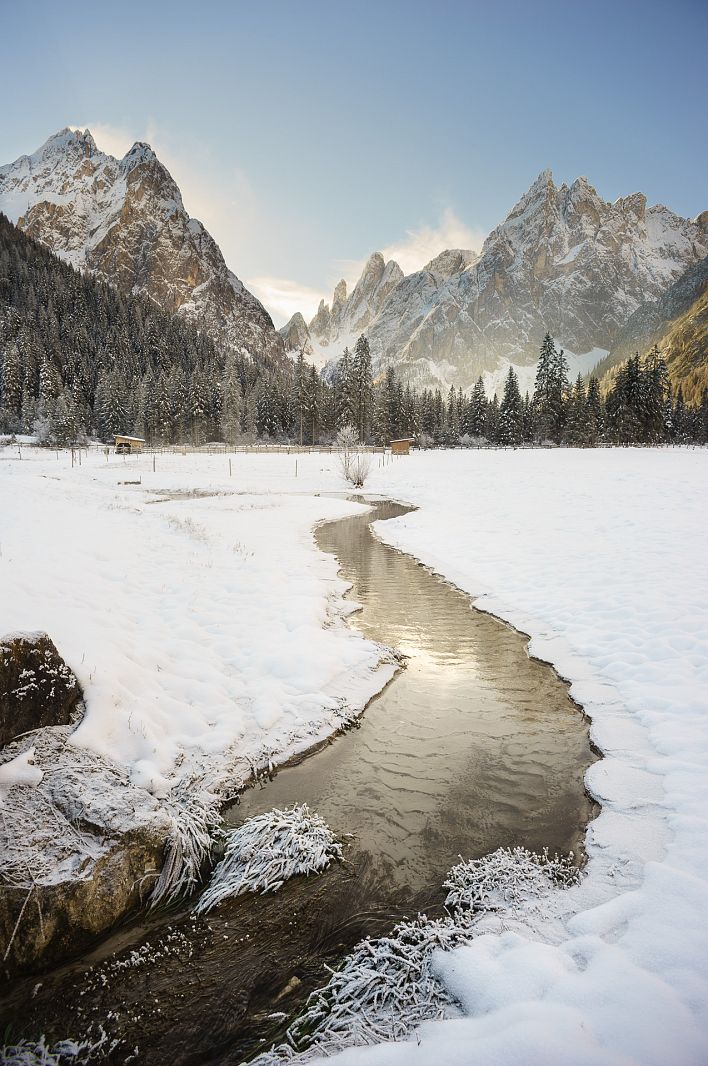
[
  {"x1": 282, "y1": 172, "x2": 707, "y2": 391},
  {"x1": 294, "y1": 252, "x2": 406, "y2": 364},
  {"x1": 0, "y1": 128, "x2": 285, "y2": 366}
]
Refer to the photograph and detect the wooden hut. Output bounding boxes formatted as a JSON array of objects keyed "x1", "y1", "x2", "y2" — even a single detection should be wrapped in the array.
[
  {"x1": 114, "y1": 435, "x2": 146, "y2": 454},
  {"x1": 390, "y1": 438, "x2": 415, "y2": 455}
]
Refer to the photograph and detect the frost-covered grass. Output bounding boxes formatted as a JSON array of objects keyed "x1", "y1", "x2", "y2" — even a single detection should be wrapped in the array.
[
  {"x1": 195, "y1": 804, "x2": 341, "y2": 913},
  {"x1": 443, "y1": 847, "x2": 579, "y2": 917},
  {"x1": 250, "y1": 847, "x2": 576, "y2": 1063},
  {"x1": 149, "y1": 777, "x2": 222, "y2": 907},
  {"x1": 0, "y1": 1030, "x2": 114, "y2": 1065}
]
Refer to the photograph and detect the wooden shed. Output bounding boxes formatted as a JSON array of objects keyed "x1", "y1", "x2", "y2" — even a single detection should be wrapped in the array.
[
  {"x1": 390, "y1": 438, "x2": 415, "y2": 455},
  {"x1": 114, "y1": 435, "x2": 146, "y2": 454}
]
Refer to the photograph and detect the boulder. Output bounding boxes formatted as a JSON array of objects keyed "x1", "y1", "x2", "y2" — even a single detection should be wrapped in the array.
[{"x1": 0, "y1": 632, "x2": 82, "y2": 747}]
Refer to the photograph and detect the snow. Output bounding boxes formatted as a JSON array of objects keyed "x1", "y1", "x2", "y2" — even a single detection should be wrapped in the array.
[
  {"x1": 0, "y1": 746, "x2": 43, "y2": 803},
  {"x1": 331, "y1": 447, "x2": 708, "y2": 1066},
  {"x1": 482, "y1": 346, "x2": 608, "y2": 400},
  {"x1": 0, "y1": 447, "x2": 395, "y2": 799},
  {"x1": 2, "y1": 444, "x2": 707, "y2": 1063}
]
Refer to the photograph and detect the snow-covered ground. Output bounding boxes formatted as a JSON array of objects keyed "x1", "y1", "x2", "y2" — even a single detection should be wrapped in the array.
[
  {"x1": 0, "y1": 446, "x2": 395, "y2": 798},
  {"x1": 2, "y1": 444, "x2": 707, "y2": 1064},
  {"x1": 349, "y1": 447, "x2": 707, "y2": 1066}
]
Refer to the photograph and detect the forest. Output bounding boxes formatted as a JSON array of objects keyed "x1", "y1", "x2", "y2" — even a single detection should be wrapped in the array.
[{"x1": 1, "y1": 214, "x2": 706, "y2": 448}]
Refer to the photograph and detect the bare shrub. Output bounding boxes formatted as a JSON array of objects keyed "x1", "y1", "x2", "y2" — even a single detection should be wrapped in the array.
[{"x1": 336, "y1": 426, "x2": 370, "y2": 487}]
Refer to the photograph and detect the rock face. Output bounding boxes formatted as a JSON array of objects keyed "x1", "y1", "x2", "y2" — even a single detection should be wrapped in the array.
[
  {"x1": 596, "y1": 254, "x2": 708, "y2": 405},
  {"x1": 0, "y1": 129, "x2": 286, "y2": 367},
  {"x1": 279, "y1": 311, "x2": 313, "y2": 357},
  {"x1": 281, "y1": 252, "x2": 404, "y2": 363},
  {"x1": 0, "y1": 632, "x2": 81, "y2": 746},
  {"x1": 284, "y1": 172, "x2": 707, "y2": 391}
]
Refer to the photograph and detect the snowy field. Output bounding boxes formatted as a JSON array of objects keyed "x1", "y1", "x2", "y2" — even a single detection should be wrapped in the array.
[
  {"x1": 0, "y1": 446, "x2": 395, "y2": 798},
  {"x1": 356, "y1": 447, "x2": 708, "y2": 1066},
  {"x1": 1, "y1": 443, "x2": 707, "y2": 1064}
]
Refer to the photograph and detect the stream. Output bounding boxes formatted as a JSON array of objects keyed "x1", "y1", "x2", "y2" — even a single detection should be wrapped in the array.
[{"x1": 1, "y1": 497, "x2": 597, "y2": 1063}]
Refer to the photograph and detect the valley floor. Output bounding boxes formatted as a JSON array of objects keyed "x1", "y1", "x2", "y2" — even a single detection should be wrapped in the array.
[{"x1": 1, "y1": 444, "x2": 707, "y2": 1064}]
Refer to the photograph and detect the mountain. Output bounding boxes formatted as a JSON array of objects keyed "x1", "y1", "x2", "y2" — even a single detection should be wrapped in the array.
[
  {"x1": 281, "y1": 251, "x2": 406, "y2": 363},
  {"x1": 0, "y1": 128, "x2": 285, "y2": 367},
  {"x1": 594, "y1": 252, "x2": 708, "y2": 404},
  {"x1": 284, "y1": 172, "x2": 707, "y2": 391}
]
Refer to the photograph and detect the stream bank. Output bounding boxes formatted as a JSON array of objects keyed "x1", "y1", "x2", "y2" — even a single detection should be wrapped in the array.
[{"x1": 1, "y1": 498, "x2": 597, "y2": 1063}]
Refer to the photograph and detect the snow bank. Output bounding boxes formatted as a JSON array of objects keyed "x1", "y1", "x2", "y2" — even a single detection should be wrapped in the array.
[
  {"x1": 0, "y1": 448, "x2": 394, "y2": 801},
  {"x1": 195, "y1": 803, "x2": 341, "y2": 913},
  {"x1": 335, "y1": 447, "x2": 707, "y2": 1065}
]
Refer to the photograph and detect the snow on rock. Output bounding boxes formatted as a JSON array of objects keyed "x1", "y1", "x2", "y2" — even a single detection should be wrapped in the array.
[
  {"x1": 0, "y1": 746, "x2": 43, "y2": 802},
  {"x1": 195, "y1": 803, "x2": 341, "y2": 913},
  {"x1": 286, "y1": 173, "x2": 706, "y2": 390}
]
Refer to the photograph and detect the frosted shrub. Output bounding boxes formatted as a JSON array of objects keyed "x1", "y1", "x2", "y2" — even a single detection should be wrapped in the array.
[
  {"x1": 250, "y1": 846, "x2": 581, "y2": 1063},
  {"x1": 336, "y1": 426, "x2": 370, "y2": 487},
  {"x1": 195, "y1": 804, "x2": 341, "y2": 914},
  {"x1": 444, "y1": 846, "x2": 580, "y2": 918},
  {"x1": 0, "y1": 1030, "x2": 114, "y2": 1065}
]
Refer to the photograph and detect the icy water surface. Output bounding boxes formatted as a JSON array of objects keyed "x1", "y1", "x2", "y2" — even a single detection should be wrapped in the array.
[{"x1": 2, "y1": 498, "x2": 597, "y2": 1063}]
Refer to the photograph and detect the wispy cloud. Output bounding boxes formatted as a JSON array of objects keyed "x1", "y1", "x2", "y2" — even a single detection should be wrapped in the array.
[
  {"x1": 247, "y1": 276, "x2": 327, "y2": 327},
  {"x1": 334, "y1": 209, "x2": 486, "y2": 288},
  {"x1": 381, "y1": 208, "x2": 485, "y2": 274}
]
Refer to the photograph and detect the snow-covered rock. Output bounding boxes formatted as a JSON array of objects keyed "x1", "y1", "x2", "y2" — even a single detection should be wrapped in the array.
[{"x1": 0, "y1": 129, "x2": 286, "y2": 367}]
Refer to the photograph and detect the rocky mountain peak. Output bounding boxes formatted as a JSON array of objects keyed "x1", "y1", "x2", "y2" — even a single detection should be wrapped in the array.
[
  {"x1": 121, "y1": 141, "x2": 159, "y2": 169},
  {"x1": 279, "y1": 311, "x2": 313, "y2": 357},
  {"x1": 0, "y1": 127, "x2": 285, "y2": 367},
  {"x1": 423, "y1": 248, "x2": 477, "y2": 278},
  {"x1": 37, "y1": 127, "x2": 98, "y2": 160},
  {"x1": 332, "y1": 278, "x2": 348, "y2": 309}
]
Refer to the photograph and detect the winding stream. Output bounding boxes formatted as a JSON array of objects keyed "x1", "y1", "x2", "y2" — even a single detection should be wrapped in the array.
[{"x1": 2, "y1": 497, "x2": 597, "y2": 1063}]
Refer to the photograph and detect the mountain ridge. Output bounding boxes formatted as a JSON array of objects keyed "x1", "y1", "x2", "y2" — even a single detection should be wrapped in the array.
[
  {"x1": 0, "y1": 128, "x2": 286, "y2": 368},
  {"x1": 281, "y1": 170, "x2": 707, "y2": 392}
]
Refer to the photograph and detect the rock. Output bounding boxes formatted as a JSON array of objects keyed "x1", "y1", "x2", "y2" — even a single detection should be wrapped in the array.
[
  {"x1": 279, "y1": 311, "x2": 313, "y2": 357},
  {"x1": 0, "y1": 727, "x2": 171, "y2": 979},
  {"x1": 0, "y1": 632, "x2": 82, "y2": 747}
]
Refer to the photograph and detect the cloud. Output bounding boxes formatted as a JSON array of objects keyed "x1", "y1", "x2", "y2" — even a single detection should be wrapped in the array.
[
  {"x1": 335, "y1": 209, "x2": 486, "y2": 287},
  {"x1": 382, "y1": 208, "x2": 485, "y2": 273},
  {"x1": 247, "y1": 276, "x2": 327, "y2": 328}
]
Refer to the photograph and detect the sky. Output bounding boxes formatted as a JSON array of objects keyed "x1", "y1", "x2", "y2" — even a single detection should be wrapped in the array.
[{"x1": 1, "y1": 0, "x2": 706, "y2": 326}]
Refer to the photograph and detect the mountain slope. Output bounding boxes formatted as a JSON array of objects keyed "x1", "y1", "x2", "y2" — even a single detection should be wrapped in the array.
[
  {"x1": 284, "y1": 172, "x2": 707, "y2": 391},
  {"x1": 0, "y1": 128, "x2": 286, "y2": 367},
  {"x1": 595, "y1": 253, "x2": 708, "y2": 404}
]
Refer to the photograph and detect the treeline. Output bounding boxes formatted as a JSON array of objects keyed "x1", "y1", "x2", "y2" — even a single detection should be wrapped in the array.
[{"x1": 0, "y1": 214, "x2": 706, "y2": 448}]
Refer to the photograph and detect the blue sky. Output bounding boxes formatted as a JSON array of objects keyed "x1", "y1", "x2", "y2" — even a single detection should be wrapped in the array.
[{"x1": 2, "y1": 0, "x2": 706, "y2": 324}]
